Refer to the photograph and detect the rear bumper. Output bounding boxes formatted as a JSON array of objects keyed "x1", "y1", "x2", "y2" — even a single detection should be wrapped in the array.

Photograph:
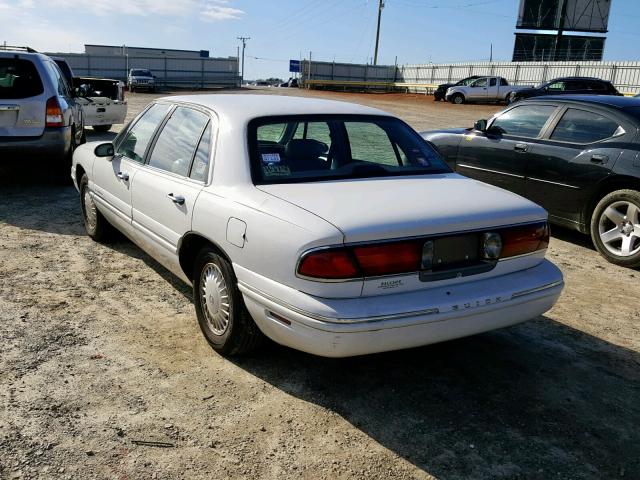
[
  {"x1": 0, "y1": 127, "x2": 71, "y2": 161},
  {"x1": 238, "y1": 259, "x2": 564, "y2": 357}
]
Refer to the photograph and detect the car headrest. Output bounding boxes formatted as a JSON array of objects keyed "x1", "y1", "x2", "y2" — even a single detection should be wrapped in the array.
[{"x1": 285, "y1": 139, "x2": 327, "y2": 160}]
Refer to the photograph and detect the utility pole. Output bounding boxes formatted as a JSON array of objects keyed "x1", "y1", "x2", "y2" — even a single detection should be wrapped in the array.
[
  {"x1": 373, "y1": 0, "x2": 385, "y2": 66},
  {"x1": 237, "y1": 36, "x2": 250, "y2": 84},
  {"x1": 489, "y1": 43, "x2": 493, "y2": 62},
  {"x1": 552, "y1": 0, "x2": 568, "y2": 61}
]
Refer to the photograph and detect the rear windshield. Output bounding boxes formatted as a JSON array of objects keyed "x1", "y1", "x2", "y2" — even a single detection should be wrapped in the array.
[
  {"x1": 131, "y1": 69, "x2": 152, "y2": 77},
  {"x1": 0, "y1": 58, "x2": 44, "y2": 99},
  {"x1": 249, "y1": 115, "x2": 450, "y2": 184}
]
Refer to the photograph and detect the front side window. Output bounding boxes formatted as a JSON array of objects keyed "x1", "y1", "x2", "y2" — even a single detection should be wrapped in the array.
[
  {"x1": 550, "y1": 108, "x2": 623, "y2": 143},
  {"x1": 148, "y1": 106, "x2": 209, "y2": 176},
  {"x1": 471, "y1": 78, "x2": 487, "y2": 88},
  {"x1": 546, "y1": 81, "x2": 565, "y2": 92},
  {"x1": 0, "y1": 58, "x2": 43, "y2": 99},
  {"x1": 459, "y1": 77, "x2": 477, "y2": 86},
  {"x1": 116, "y1": 103, "x2": 171, "y2": 162},
  {"x1": 490, "y1": 105, "x2": 557, "y2": 138},
  {"x1": 251, "y1": 115, "x2": 449, "y2": 184}
]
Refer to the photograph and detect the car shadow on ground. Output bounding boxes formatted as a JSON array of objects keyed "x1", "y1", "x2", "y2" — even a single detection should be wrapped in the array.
[
  {"x1": 230, "y1": 320, "x2": 640, "y2": 479},
  {"x1": 550, "y1": 225, "x2": 595, "y2": 250}
]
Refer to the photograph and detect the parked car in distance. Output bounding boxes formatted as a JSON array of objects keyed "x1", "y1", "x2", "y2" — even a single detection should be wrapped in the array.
[
  {"x1": 53, "y1": 57, "x2": 127, "y2": 133},
  {"x1": 508, "y1": 77, "x2": 622, "y2": 104},
  {"x1": 421, "y1": 95, "x2": 640, "y2": 267},
  {"x1": 445, "y1": 76, "x2": 530, "y2": 104},
  {"x1": 72, "y1": 95, "x2": 563, "y2": 357},
  {"x1": 0, "y1": 46, "x2": 84, "y2": 176},
  {"x1": 433, "y1": 75, "x2": 482, "y2": 101},
  {"x1": 128, "y1": 68, "x2": 155, "y2": 92}
]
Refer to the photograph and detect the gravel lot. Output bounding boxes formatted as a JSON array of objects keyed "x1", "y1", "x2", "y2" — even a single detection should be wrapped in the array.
[{"x1": 1, "y1": 88, "x2": 639, "y2": 480}]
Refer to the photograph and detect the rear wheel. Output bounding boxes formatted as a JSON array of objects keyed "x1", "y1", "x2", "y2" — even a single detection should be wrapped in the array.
[
  {"x1": 451, "y1": 93, "x2": 465, "y2": 105},
  {"x1": 590, "y1": 189, "x2": 640, "y2": 268},
  {"x1": 92, "y1": 124, "x2": 112, "y2": 133},
  {"x1": 80, "y1": 174, "x2": 111, "y2": 241},
  {"x1": 193, "y1": 250, "x2": 264, "y2": 356}
]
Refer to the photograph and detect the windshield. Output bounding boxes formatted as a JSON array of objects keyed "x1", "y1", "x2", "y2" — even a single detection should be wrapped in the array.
[
  {"x1": 250, "y1": 115, "x2": 450, "y2": 184},
  {"x1": 131, "y1": 69, "x2": 152, "y2": 77}
]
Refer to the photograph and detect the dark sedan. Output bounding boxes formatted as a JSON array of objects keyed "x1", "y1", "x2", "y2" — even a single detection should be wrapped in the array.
[
  {"x1": 433, "y1": 75, "x2": 482, "y2": 101},
  {"x1": 509, "y1": 77, "x2": 621, "y2": 104},
  {"x1": 422, "y1": 96, "x2": 640, "y2": 267}
]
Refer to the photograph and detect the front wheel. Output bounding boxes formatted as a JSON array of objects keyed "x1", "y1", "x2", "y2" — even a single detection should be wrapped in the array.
[
  {"x1": 450, "y1": 93, "x2": 465, "y2": 105},
  {"x1": 590, "y1": 189, "x2": 640, "y2": 268},
  {"x1": 80, "y1": 174, "x2": 111, "y2": 241},
  {"x1": 193, "y1": 250, "x2": 264, "y2": 355}
]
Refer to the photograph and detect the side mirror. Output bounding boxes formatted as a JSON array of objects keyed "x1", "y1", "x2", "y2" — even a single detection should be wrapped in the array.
[
  {"x1": 94, "y1": 142, "x2": 114, "y2": 158},
  {"x1": 474, "y1": 119, "x2": 487, "y2": 132}
]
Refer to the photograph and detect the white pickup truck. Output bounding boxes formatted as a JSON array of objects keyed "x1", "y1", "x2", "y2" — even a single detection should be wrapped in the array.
[
  {"x1": 445, "y1": 76, "x2": 530, "y2": 105},
  {"x1": 53, "y1": 58, "x2": 127, "y2": 132}
]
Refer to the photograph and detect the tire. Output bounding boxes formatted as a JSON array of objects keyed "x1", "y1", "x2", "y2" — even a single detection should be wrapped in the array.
[
  {"x1": 590, "y1": 189, "x2": 640, "y2": 268},
  {"x1": 450, "y1": 93, "x2": 465, "y2": 105},
  {"x1": 130, "y1": 86, "x2": 135, "y2": 93},
  {"x1": 92, "y1": 124, "x2": 112, "y2": 133},
  {"x1": 80, "y1": 174, "x2": 111, "y2": 241},
  {"x1": 193, "y1": 249, "x2": 264, "y2": 355},
  {"x1": 80, "y1": 128, "x2": 87, "y2": 144}
]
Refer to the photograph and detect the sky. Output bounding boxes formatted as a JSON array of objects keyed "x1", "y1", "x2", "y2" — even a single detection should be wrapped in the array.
[{"x1": 2, "y1": 0, "x2": 640, "y2": 80}]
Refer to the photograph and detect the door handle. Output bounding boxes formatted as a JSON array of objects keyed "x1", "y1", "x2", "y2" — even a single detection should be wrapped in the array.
[
  {"x1": 167, "y1": 193, "x2": 185, "y2": 205},
  {"x1": 116, "y1": 171, "x2": 129, "y2": 181},
  {"x1": 590, "y1": 154, "x2": 609, "y2": 164},
  {"x1": 514, "y1": 143, "x2": 528, "y2": 153}
]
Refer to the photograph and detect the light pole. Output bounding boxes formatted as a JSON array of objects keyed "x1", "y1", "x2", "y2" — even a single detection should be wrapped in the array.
[{"x1": 237, "y1": 36, "x2": 250, "y2": 84}]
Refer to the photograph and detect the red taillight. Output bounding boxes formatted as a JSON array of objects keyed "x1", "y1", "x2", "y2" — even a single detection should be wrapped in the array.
[
  {"x1": 500, "y1": 222, "x2": 549, "y2": 258},
  {"x1": 45, "y1": 96, "x2": 64, "y2": 127},
  {"x1": 297, "y1": 249, "x2": 360, "y2": 279},
  {"x1": 352, "y1": 242, "x2": 421, "y2": 276}
]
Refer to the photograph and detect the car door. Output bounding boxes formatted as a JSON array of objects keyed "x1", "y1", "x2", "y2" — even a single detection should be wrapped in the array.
[
  {"x1": 525, "y1": 106, "x2": 628, "y2": 226},
  {"x1": 456, "y1": 103, "x2": 559, "y2": 195},
  {"x1": 91, "y1": 102, "x2": 171, "y2": 229},
  {"x1": 131, "y1": 105, "x2": 213, "y2": 263},
  {"x1": 466, "y1": 78, "x2": 488, "y2": 101}
]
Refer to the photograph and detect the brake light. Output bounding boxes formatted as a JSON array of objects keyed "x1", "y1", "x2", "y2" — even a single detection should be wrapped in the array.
[
  {"x1": 297, "y1": 249, "x2": 360, "y2": 279},
  {"x1": 297, "y1": 222, "x2": 549, "y2": 280},
  {"x1": 45, "y1": 96, "x2": 64, "y2": 127},
  {"x1": 500, "y1": 222, "x2": 549, "y2": 258},
  {"x1": 352, "y1": 242, "x2": 421, "y2": 276}
]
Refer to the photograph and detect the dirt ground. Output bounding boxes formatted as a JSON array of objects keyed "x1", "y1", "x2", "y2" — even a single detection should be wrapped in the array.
[{"x1": 1, "y1": 87, "x2": 639, "y2": 480}]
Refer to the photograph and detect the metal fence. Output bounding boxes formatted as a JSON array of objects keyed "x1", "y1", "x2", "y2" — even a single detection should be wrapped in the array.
[
  {"x1": 47, "y1": 53, "x2": 240, "y2": 89},
  {"x1": 302, "y1": 60, "x2": 640, "y2": 95}
]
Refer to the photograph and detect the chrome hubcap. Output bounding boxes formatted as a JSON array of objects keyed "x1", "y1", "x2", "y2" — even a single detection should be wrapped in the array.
[
  {"x1": 83, "y1": 189, "x2": 97, "y2": 231},
  {"x1": 598, "y1": 200, "x2": 640, "y2": 257},
  {"x1": 200, "y1": 263, "x2": 230, "y2": 335}
]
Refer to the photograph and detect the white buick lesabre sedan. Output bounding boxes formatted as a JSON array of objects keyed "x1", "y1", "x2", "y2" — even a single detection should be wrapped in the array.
[{"x1": 71, "y1": 94, "x2": 564, "y2": 357}]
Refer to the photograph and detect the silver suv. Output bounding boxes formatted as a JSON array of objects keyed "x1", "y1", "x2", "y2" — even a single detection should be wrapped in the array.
[
  {"x1": 0, "y1": 46, "x2": 85, "y2": 177},
  {"x1": 127, "y1": 68, "x2": 156, "y2": 92}
]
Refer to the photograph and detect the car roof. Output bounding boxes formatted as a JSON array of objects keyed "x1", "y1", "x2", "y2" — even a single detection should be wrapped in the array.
[
  {"x1": 525, "y1": 95, "x2": 640, "y2": 109},
  {"x1": 0, "y1": 51, "x2": 50, "y2": 61},
  {"x1": 546, "y1": 76, "x2": 608, "y2": 82},
  {"x1": 162, "y1": 94, "x2": 392, "y2": 121}
]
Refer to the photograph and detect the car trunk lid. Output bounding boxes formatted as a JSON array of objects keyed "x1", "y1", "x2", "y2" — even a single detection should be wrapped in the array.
[{"x1": 258, "y1": 174, "x2": 546, "y2": 244}]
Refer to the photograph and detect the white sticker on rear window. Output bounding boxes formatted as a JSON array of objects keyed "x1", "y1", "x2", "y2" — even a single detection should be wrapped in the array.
[{"x1": 261, "y1": 153, "x2": 281, "y2": 164}]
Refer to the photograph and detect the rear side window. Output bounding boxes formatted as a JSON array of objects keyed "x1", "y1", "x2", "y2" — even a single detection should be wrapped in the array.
[
  {"x1": 550, "y1": 108, "x2": 623, "y2": 143},
  {"x1": 490, "y1": 105, "x2": 557, "y2": 138},
  {"x1": 0, "y1": 58, "x2": 44, "y2": 99},
  {"x1": 500, "y1": 78, "x2": 509, "y2": 86},
  {"x1": 148, "y1": 107, "x2": 209, "y2": 176},
  {"x1": 489, "y1": 78, "x2": 497, "y2": 87},
  {"x1": 190, "y1": 123, "x2": 212, "y2": 182},
  {"x1": 116, "y1": 103, "x2": 171, "y2": 162}
]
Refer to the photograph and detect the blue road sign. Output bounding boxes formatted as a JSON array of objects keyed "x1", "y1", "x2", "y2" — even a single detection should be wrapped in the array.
[{"x1": 289, "y1": 60, "x2": 300, "y2": 73}]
